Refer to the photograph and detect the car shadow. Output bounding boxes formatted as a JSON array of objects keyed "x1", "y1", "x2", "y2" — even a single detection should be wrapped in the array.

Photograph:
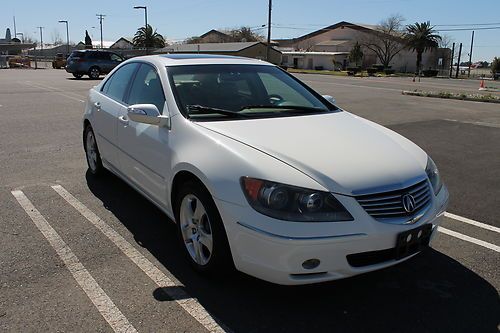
[{"x1": 86, "y1": 171, "x2": 499, "y2": 333}]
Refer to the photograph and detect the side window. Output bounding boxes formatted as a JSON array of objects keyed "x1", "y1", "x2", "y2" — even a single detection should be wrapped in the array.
[
  {"x1": 127, "y1": 64, "x2": 166, "y2": 113},
  {"x1": 102, "y1": 63, "x2": 138, "y2": 103},
  {"x1": 110, "y1": 53, "x2": 122, "y2": 62}
]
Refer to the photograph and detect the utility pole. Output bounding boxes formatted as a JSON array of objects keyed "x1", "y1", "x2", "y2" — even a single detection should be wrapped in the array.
[
  {"x1": 449, "y1": 42, "x2": 455, "y2": 78},
  {"x1": 58, "y1": 20, "x2": 70, "y2": 56},
  {"x1": 467, "y1": 30, "x2": 474, "y2": 78},
  {"x1": 266, "y1": 0, "x2": 272, "y2": 62},
  {"x1": 36, "y1": 26, "x2": 44, "y2": 55},
  {"x1": 455, "y1": 43, "x2": 462, "y2": 79},
  {"x1": 35, "y1": 27, "x2": 43, "y2": 67},
  {"x1": 96, "y1": 14, "x2": 106, "y2": 49}
]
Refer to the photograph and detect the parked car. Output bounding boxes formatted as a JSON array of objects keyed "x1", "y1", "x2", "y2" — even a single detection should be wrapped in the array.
[
  {"x1": 66, "y1": 50, "x2": 124, "y2": 79},
  {"x1": 52, "y1": 53, "x2": 67, "y2": 69},
  {"x1": 83, "y1": 54, "x2": 449, "y2": 285}
]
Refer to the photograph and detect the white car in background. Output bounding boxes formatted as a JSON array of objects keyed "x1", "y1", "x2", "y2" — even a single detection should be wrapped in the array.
[{"x1": 83, "y1": 54, "x2": 449, "y2": 285}]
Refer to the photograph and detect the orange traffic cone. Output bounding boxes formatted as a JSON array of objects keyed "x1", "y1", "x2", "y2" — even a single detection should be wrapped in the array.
[{"x1": 479, "y1": 79, "x2": 486, "y2": 90}]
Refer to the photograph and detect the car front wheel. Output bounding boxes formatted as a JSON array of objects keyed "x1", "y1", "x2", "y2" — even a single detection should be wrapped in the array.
[
  {"x1": 84, "y1": 125, "x2": 104, "y2": 175},
  {"x1": 175, "y1": 181, "x2": 234, "y2": 275}
]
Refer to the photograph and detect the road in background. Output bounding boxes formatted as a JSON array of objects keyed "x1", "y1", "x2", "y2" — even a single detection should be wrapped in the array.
[{"x1": 0, "y1": 69, "x2": 498, "y2": 333}]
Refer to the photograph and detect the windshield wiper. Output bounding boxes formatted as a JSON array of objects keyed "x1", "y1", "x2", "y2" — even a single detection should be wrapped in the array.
[
  {"x1": 240, "y1": 105, "x2": 328, "y2": 112},
  {"x1": 186, "y1": 105, "x2": 248, "y2": 118}
]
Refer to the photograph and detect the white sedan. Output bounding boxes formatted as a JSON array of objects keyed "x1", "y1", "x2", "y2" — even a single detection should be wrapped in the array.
[{"x1": 83, "y1": 54, "x2": 449, "y2": 285}]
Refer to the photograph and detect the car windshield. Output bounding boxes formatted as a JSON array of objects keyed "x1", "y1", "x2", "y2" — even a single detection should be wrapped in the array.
[{"x1": 167, "y1": 64, "x2": 337, "y2": 120}]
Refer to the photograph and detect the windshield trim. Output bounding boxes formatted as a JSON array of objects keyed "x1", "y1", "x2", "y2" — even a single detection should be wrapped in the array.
[{"x1": 166, "y1": 64, "x2": 340, "y2": 121}]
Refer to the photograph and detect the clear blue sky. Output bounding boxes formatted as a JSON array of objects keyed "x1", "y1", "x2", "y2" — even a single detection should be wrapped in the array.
[{"x1": 1, "y1": 0, "x2": 499, "y2": 61}]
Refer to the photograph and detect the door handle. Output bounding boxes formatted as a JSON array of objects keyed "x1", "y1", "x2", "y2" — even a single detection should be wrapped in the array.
[
  {"x1": 118, "y1": 115, "x2": 129, "y2": 125},
  {"x1": 94, "y1": 102, "x2": 101, "y2": 110}
]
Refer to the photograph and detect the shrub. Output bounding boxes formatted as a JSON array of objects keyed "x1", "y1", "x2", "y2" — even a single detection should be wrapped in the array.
[
  {"x1": 422, "y1": 69, "x2": 439, "y2": 77},
  {"x1": 384, "y1": 69, "x2": 396, "y2": 75},
  {"x1": 367, "y1": 68, "x2": 378, "y2": 76}
]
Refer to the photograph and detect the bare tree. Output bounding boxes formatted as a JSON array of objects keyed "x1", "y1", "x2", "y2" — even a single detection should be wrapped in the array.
[
  {"x1": 51, "y1": 29, "x2": 64, "y2": 46},
  {"x1": 361, "y1": 14, "x2": 406, "y2": 68},
  {"x1": 438, "y1": 34, "x2": 453, "y2": 49}
]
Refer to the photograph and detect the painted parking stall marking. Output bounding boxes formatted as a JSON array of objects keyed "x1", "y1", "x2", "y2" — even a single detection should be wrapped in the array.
[
  {"x1": 11, "y1": 190, "x2": 137, "y2": 333},
  {"x1": 22, "y1": 81, "x2": 86, "y2": 103},
  {"x1": 51, "y1": 185, "x2": 227, "y2": 333},
  {"x1": 438, "y1": 226, "x2": 500, "y2": 253},
  {"x1": 444, "y1": 212, "x2": 500, "y2": 234}
]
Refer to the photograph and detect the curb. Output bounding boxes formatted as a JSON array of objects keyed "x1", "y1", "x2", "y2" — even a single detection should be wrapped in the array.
[{"x1": 402, "y1": 90, "x2": 500, "y2": 104}]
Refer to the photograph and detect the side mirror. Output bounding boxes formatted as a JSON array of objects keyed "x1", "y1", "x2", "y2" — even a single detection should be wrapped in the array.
[
  {"x1": 127, "y1": 104, "x2": 170, "y2": 127},
  {"x1": 322, "y1": 95, "x2": 336, "y2": 105}
]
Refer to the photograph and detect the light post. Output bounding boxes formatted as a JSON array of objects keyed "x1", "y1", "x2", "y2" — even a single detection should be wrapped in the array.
[
  {"x1": 16, "y1": 32, "x2": 24, "y2": 43},
  {"x1": 133, "y1": 6, "x2": 148, "y2": 31},
  {"x1": 58, "y1": 20, "x2": 70, "y2": 56}
]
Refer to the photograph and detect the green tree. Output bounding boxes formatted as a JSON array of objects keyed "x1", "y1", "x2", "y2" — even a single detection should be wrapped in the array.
[
  {"x1": 349, "y1": 42, "x2": 364, "y2": 67},
  {"x1": 227, "y1": 27, "x2": 263, "y2": 42},
  {"x1": 405, "y1": 21, "x2": 441, "y2": 73},
  {"x1": 492, "y1": 57, "x2": 500, "y2": 80},
  {"x1": 133, "y1": 24, "x2": 166, "y2": 49}
]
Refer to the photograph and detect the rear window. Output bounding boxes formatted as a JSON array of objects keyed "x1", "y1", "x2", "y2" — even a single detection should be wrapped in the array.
[{"x1": 70, "y1": 51, "x2": 85, "y2": 58}]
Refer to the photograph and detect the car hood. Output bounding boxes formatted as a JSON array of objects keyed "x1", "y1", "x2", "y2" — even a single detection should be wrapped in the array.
[{"x1": 196, "y1": 111, "x2": 428, "y2": 195}]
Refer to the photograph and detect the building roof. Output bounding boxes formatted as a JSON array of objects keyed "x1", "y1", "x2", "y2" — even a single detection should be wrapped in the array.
[
  {"x1": 315, "y1": 40, "x2": 351, "y2": 46},
  {"x1": 156, "y1": 41, "x2": 276, "y2": 53},
  {"x1": 199, "y1": 29, "x2": 231, "y2": 39},
  {"x1": 282, "y1": 51, "x2": 349, "y2": 56},
  {"x1": 275, "y1": 21, "x2": 379, "y2": 45}
]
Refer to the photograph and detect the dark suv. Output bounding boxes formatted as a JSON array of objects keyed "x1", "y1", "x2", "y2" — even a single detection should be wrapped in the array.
[{"x1": 65, "y1": 50, "x2": 124, "y2": 79}]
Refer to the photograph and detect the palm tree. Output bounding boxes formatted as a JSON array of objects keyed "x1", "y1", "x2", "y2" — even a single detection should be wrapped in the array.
[
  {"x1": 133, "y1": 24, "x2": 166, "y2": 49},
  {"x1": 405, "y1": 21, "x2": 441, "y2": 74}
]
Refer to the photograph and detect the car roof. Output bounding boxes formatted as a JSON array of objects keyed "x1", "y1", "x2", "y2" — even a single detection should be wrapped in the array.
[{"x1": 128, "y1": 54, "x2": 274, "y2": 67}]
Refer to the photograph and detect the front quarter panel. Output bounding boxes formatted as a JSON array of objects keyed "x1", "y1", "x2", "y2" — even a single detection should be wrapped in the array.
[{"x1": 168, "y1": 116, "x2": 326, "y2": 213}]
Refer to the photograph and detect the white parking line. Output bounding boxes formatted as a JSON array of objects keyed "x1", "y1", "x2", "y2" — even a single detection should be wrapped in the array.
[
  {"x1": 11, "y1": 190, "x2": 137, "y2": 333},
  {"x1": 438, "y1": 226, "x2": 500, "y2": 253},
  {"x1": 23, "y1": 81, "x2": 85, "y2": 103},
  {"x1": 302, "y1": 80, "x2": 402, "y2": 92},
  {"x1": 445, "y1": 212, "x2": 500, "y2": 234},
  {"x1": 51, "y1": 185, "x2": 227, "y2": 333}
]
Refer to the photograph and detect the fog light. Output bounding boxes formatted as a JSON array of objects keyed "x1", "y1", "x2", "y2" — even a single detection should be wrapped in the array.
[{"x1": 302, "y1": 258, "x2": 320, "y2": 270}]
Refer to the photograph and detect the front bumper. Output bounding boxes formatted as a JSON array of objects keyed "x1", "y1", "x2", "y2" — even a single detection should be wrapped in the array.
[{"x1": 215, "y1": 185, "x2": 449, "y2": 285}]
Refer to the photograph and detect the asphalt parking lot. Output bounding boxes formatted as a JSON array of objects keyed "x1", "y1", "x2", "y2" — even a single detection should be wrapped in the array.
[{"x1": 0, "y1": 69, "x2": 499, "y2": 333}]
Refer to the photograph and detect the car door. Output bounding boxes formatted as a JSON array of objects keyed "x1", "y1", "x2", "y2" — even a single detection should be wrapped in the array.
[
  {"x1": 116, "y1": 63, "x2": 170, "y2": 206},
  {"x1": 93, "y1": 62, "x2": 139, "y2": 170}
]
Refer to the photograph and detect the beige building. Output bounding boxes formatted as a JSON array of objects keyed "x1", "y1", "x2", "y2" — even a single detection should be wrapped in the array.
[{"x1": 277, "y1": 21, "x2": 450, "y2": 73}]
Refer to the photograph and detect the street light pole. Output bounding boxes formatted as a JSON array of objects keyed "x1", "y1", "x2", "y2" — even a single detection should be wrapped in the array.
[
  {"x1": 16, "y1": 32, "x2": 24, "y2": 43},
  {"x1": 134, "y1": 6, "x2": 148, "y2": 31},
  {"x1": 58, "y1": 20, "x2": 70, "y2": 56},
  {"x1": 36, "y1": 26, "x2": 44, "y2": 54}
]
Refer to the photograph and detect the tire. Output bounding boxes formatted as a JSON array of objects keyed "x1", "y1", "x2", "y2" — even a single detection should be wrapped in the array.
[
  {"x1": 73, "y1": 73, "x2": 83, "y2": 79},
  {"x1": 83, "y1": 125, "x2": 104, "y2": 176},
  {"x1": 88, "y1": 66, "x2": 100, "y2": 79},
  {"x1": 174, "y1": 180, "x2": 234, "y2": 275}
]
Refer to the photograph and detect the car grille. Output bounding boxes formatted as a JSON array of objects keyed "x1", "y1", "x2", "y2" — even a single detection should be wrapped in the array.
[{"x1": 355, "y1": 179, "x2": 431, "y2": 220}]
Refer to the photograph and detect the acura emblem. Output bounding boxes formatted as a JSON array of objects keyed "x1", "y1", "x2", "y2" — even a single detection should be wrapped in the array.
[{"x1": 402, "y1": 194, "x2": 416, "y2": 213}]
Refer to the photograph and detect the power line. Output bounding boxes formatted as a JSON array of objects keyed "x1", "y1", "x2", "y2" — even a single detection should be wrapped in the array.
[
  {"x1": 435, "y1": 26, "x2": 500, "y2": 32},
  {"x1": 435, "y1": 22, "x2": 500, "y2": 27}
]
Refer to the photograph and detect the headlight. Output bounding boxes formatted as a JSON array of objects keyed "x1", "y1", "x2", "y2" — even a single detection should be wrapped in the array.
[
  {"x1": 240, "y1": 177, "x2": 353, "y2": 222},
  {"x1": 426, "y1": 157, "x2": 443, "y2": 195}
]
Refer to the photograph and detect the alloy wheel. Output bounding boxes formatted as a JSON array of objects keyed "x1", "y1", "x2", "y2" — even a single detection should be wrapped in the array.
[{"x1": 179, "y1": 194, "x2": 213, "y2": 266}]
